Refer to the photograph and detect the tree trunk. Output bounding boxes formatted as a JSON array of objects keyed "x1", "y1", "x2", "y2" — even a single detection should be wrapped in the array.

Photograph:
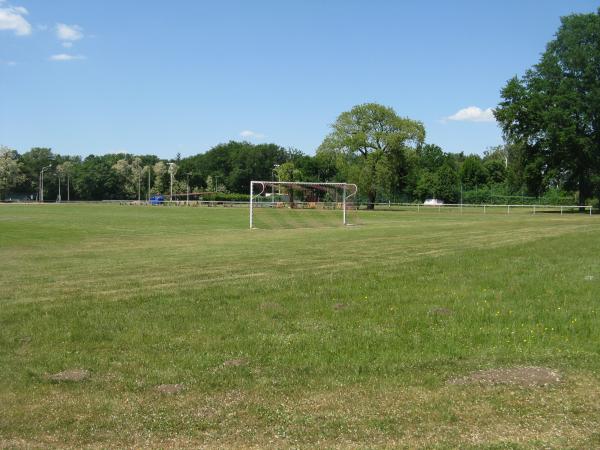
[
  {"x1": 578, "y1": 173, "x2": 591, "y2": 212},
  {"x1": 367, "y1": 190, "x2": 376, "y2": 210}
]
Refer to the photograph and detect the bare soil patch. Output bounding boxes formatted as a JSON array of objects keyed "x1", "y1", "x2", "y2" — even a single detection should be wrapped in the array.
[
  {"x1": 333, "y1": 303, "x2": 348, "y2": 311},
  {"x1": 47, "y1": 369, "x2": 90, "y2": 382},
  {"x1": 448, "y1": 367, "x2": 561, "y2": 387},
  {"x1": 429, "y1": 307, "x2": 453, "y2": 316},
  {"x1": 222, "y1": 358, "x2": 248, "y2": 367},
  {"x1": 260, "y1": 302, "x2": 282, "y2": 311},
  {"x1": 156, "y1": 383, "x2": 184, "y2": 394}
]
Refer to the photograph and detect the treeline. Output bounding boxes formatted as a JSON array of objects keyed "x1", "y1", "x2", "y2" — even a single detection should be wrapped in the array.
[{"x1": 0, "y1": 139, "x2": 576, "y2": 205}]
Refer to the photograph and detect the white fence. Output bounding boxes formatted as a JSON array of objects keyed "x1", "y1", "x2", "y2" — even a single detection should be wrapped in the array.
[{"x1": 4, "y1": 199, "x2": 594, "y2": 216}]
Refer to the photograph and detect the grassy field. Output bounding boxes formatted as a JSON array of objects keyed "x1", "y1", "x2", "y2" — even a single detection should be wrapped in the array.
[{"x1": 1, "y1": 204, "x2": 600, "y2": 448}]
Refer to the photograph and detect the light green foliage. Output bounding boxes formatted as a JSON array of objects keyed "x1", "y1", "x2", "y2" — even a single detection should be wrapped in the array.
[
  {"x1": 275, "y1": 162, "x2": 303, "y2": 203},
  {"x1": 112, "y1": 157, "x2": 144, "y2": 199},
  {"x1": 0, "y1": 146, "x2": 23, "y2": 199},
  {"x1": 205, "y1": 174, "x2": 214, "y2": 192},
  {"x1": 318, "y1": 103, "x2": 425, "y2": 208},
  {"x1": 1, "y1": 205, "x2": 600, "y2": 447},
  {"x1": 152, "y1": 161, "x2": 167, "y2": 194}
]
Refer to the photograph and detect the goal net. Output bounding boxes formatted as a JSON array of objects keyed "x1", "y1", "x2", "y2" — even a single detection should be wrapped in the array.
[{"x1": 249, "y1": 181, "x2": 358, "y2": 229}]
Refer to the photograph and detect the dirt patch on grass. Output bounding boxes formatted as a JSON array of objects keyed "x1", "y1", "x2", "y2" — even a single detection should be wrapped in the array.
[
  {"x1": 333, "y1": 303, "x2": 348, "y2": 311},
  {"x1": 260, "y1": 302, "x2": 282, "y2": 311},
  {"x1": 156, "y1": 383, "x2": 185, "y2": 394},
  {"x1": 223, "y1": 358, "x2": 248, "y2": 367},
  {"x1": 429, "y1": 307, "x2": 452, "y2": 316},
  {"x1": 47, "y1": 369, "x2": 90, "y2": 382},
  {"x1": 448, "y1": 367, "x2": 561, "y2": 387}
]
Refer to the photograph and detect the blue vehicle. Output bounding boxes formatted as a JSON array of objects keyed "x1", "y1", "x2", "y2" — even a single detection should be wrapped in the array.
[{"x1": 150, "y1": 195, "x2": 164, "y2": 206}]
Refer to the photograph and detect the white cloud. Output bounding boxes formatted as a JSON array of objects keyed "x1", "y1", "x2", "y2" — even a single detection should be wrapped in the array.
[
  {"x1": 0, "y1": 2, "x2": 32, "y2": 36},
  {"x1": 445, "y1": 106, "x2": 496, "y2": 123},
  {"x1": 56, "y1": 23, "x2": 83, "y2": 41},
  {"x1": 240, "y1": 130, "x2": 265, "y2": 139},
  {"x1": 49, "y1": 53, "x2": 85, "y2": 61}
]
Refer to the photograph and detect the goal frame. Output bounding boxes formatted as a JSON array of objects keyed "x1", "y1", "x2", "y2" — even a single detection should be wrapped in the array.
[{"x1": 249, "y1": 181, "x2": 358, "y2": 229}]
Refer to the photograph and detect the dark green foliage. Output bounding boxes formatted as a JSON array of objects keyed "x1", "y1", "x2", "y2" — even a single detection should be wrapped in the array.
[
  {"x1": 495, "y1": 9, "x2": 600, "y2": 205},
  {"x1": 460, "y1": 155, "x2": 488, "y2": 190}
]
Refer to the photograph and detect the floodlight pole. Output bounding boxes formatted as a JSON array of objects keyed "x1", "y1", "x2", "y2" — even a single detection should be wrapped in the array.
[
  {"x1": 57, "y1": 173, "x2": 61, "y2": 202},
  {"x1": 271, "y1": 169, "x2": 275, "y2": 203},
  {"x1": 138, "y1": 167, "x2": 142, "y2": 202},
  {"x1": 39, "y1": 165, "x2": 52, "y2": 203},
  {"x1": 186, "y1": 172, "x2": 191, "y2": 205},
  {"x1": 168, "y1": 162, "x2": 174, "y2": 203},
  {"x1": 147, "y1": 169, "x2": 151, "y2": 202},
  {"x1": 274, "y1": 164, "x2": 280, "y2": 194}
]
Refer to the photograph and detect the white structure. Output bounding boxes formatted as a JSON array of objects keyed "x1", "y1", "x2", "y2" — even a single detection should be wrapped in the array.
[
  {"x1": 424, "y1": 198, "x2": 444, "y2": 206},
  {"x1": 249, "y1": 181, "x2": 358, "y2": 229}
]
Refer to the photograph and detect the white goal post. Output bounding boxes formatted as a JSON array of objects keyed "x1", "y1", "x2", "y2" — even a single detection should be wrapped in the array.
[{"x1": 249, "y1": 181, "x2": 358, "y2": 229}]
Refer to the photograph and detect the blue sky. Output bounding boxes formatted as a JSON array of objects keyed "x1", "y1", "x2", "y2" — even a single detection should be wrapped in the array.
[{"x1": 1, "y1": 0, "x2": 598, "y2": 159}]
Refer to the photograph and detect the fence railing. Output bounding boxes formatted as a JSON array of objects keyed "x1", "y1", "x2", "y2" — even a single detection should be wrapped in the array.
[{"x1": 2, "y1": 199, "x2": 595, "y2": 215}]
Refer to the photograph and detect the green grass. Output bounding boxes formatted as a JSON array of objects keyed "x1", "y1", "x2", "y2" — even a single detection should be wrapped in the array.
[{"x1": 1, "y1": 204, "x2": 600, "y2": 448}]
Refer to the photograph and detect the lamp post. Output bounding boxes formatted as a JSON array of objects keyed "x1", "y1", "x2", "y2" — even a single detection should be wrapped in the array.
[
  {"x1": 274, "y1": 164, "x2": 280, "y2": 195},
  {"x1": 57, "y1": 172, "x2": 61, "y2": 202},
  {"x1": 168, "y1": 162, "x2": 175, "y2": 203},
  {"x1": 39, "y1": 165, "x2": 52, "y2": 203},
  {"x1": 137, "y1": 166, "x2": 142, "y2": 202},
  {"x1": 147, "y1": 168, "x2": 151, "y2": 202}
]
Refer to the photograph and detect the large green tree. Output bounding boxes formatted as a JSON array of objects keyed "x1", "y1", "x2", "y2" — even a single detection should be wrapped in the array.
[
  {"x1": 317, "y1": 103, "x2": 425, "y2": 209},
  {"x1": 0, "y1": 147, "x2": 23, "y2": 200},
  {"x1": 495, "y1": 9, "x2": 600, "y2": 205}
]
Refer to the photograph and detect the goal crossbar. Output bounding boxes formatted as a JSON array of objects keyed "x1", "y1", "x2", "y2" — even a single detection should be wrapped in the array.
[{"x1": 249, "y1": 181, "x2": 358, "y2": 229}]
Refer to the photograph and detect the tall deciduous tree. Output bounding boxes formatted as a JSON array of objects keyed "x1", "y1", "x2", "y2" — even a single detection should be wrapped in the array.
[
  {"x1": 152, "y1": 161, "x2": 167, "y2": 194},
  {"x1": 275, "y1": 161, "x2": 304, "y2": 205},
  {"x1": 495, "y1": 9, "x2": 600, "y2": 205},
  {"x1": 0, "y1": 147, "x2": 23, "y2": 200},
  {"x1": 317, "y1": 103, "x2": 425, "y2": 209}
]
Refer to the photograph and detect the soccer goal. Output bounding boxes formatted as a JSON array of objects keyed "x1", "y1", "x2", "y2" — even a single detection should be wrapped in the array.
[{"x1": 249, "y1": 181, "x2": 358, "y2": 229}]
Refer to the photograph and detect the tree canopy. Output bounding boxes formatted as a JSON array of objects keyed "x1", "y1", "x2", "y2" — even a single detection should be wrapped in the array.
[
  {"x1": 317, "y1": 103, "x2": 425, "y2": 208},
  {"x1": 494, "y1": 9, "x2": 600, "y2": 205}
]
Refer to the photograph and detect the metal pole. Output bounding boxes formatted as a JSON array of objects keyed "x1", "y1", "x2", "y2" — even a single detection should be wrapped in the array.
[
  {"x1": 138, "y1": 168, "x2": 141, "y2": 202},
  {"x1": 67, "y1": 175, "x2": 70, "y2": 202},
  {"x1": 186, "y1": 173, "x2": 190, "y2": 206},
  {"x1": 343, "y1": 184, "x2": 347, "y2": 225},
  {"x1": 271, "y1": 170, "x2": 275, "y2": 203},
  {"x1": 147, "y1": 169, "x2": 151, "y2": 202},
  {"x1": 57, "y1": 175, "x2": 61, "y2": 202},
  {"x1": 250, "y1": 181, "x2": 254, "y2": 229},
  {"x1": 168, "y1": 162, "x2": 174, "y2": 204}
]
